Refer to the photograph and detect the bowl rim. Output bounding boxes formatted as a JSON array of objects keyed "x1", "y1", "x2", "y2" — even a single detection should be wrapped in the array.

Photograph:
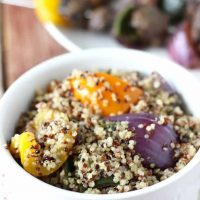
[{"x1": 1, "y1": 48, "x2": 200, "y2": 199}]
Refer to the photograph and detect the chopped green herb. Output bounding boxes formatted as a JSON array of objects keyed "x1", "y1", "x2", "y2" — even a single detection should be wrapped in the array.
[{"x1": 95, "y1": 176, "x2": 117, "y2": 188}]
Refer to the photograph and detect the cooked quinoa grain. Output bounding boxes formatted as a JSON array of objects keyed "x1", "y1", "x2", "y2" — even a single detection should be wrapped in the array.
[{"x1": 10, "y1": 70, "x2": 200, "y2": 194}]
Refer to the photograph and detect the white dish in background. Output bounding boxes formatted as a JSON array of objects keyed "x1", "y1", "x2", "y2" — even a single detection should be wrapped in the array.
[
  {"x1": 1, "y1": 48, "x2": 200, "y2": 200},
  {"x1": 45, "y1": 23, "x2": 200, "y2": 80}
]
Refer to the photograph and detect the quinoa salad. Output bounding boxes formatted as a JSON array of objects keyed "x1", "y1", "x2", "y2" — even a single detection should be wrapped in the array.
[{"x1": 9, "y1": 69, "x2": 200, "y2": 194}]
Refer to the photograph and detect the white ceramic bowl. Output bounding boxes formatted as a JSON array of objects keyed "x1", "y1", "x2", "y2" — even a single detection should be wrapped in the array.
[{"x1": 1, "y1": 48, "x2": 200, "y2": 200}]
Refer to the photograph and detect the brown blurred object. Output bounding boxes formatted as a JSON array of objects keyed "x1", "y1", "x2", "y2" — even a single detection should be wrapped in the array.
[
  {"x1": 131, "y1": 5, "x2": 168, "y2": 45},
  {"x1": 2, "y1": 4, "x2": 66, "y2": 88},
  {"x1": 186, "y1": 0, "x2": 200, "y2": 18},
  {"x1": 0, "y1": 4, "x2": 4, "y2": 95},
  {"x1": 186, "y1": 0, "x2": 200, "y2": 53}
]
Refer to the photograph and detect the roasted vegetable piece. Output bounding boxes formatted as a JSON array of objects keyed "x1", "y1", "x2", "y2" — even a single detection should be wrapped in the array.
[
  {"x1": 33, "y1": 107, "x2": 69, "y2": 131},
  {"x1": 19, "y1": 132, "x2": 63, "y2": 176},
  {"x1": 168, "y1": 22, "x2": 200, "y2": 68},
  {"x1": 113, "y1": 5, "x2": 168, "y2": 47},
  {"x1": 10, "y1": 108, "x2": 77, "y2": 177},
  {"x1": 152, "y1": 72, "x2": 175, "y2": 94},
  {"x1": 70, "y1": 72, "x2": 143, "y2": 116},
  {"x1": 107, "y1": 113, "x2": 178, "y2": 169},
  {"x1": 130, "y1": 5, "x2": 168, "y2": 46},
  {"x1": 64, "y1": 156, "x2": 75, "y2": 174},
  {"x1": 11, "y1": 130, "x2": 75, "y2": 177},
  {"x1": 113, "y1": 6, "x2": 140, "y2": 47},
  {"x1": 95, "y1": 175, "x2": 117, "y2": 188}
]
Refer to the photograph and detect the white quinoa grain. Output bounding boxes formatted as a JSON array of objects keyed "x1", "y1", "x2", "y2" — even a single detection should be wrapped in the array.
[
  {"x1": 107, "y1": 137, "x2": 113, "y2": 147},
  {"x1": 153, "y1": 81, "x2": 160, "y2": 89},
  {"x1": 128, "y1": 140, "x2": 135, "y2": 150},
  {"x1": 144, "y1": 134, "x2": 149, "y2": 139},
  {"x1": 111, "y1": 93, "x2": 117, "y2": 102},
  {"x1": 138, "y1": 124, "x2": 144, "y2": 129},
  {"x1": 102, "y1": 99, "x2": 109, "y2": 107},
  {"x1": 120, "y1": 179, "x2": 128, "y2": 186}
]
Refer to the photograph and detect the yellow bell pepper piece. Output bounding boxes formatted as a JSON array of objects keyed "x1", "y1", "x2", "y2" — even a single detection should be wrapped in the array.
[
  {"x1": 33, "y1": 107, "x2": 69, "y2": 131},
  {"x1": 70, "y1": 72, "x2": 143, "y2": 116},
  {"x1": 18, "y1": 131, "x2": 74, "y2": 177},
  {"x1": 10, "y1": 108, "x2": 76, "y2": 177}
]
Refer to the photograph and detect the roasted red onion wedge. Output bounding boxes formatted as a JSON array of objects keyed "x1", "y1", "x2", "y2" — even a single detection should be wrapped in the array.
[
  {"x1": 152, "y1": 72, "x2": 175, "y2": 94},
  {"x1": 107, "y1": 113, "x2": 178, "y2": 169},
  {"x1": 168, "y1": 22, "x2": 200, "y2": 68}
]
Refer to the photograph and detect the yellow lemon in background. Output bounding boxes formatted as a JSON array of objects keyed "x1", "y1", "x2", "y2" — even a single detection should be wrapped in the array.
[{"x1": 34, "y1": 0, "x2": 69, "y2": 25}]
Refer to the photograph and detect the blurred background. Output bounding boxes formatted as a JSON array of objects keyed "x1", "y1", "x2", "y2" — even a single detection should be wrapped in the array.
[
  {"x1": 1, "y1": 0, "x2": 200, "y2": 92},
  {"x1": 1, "y1": 1, "x2": 200, "y2": 199},
  {"x1": 0, "y1": 0, "x2": 66, "y2": 91}
]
